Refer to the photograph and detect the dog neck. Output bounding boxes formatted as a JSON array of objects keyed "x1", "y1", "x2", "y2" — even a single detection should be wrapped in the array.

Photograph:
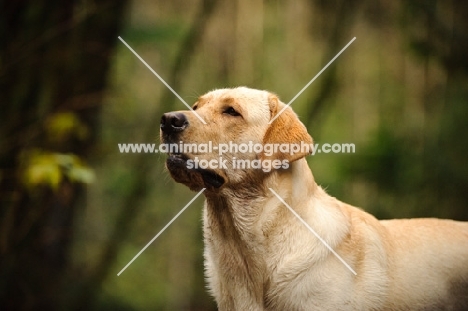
[
  {"x1": 204, "y1": 159, "x2": 316, "y2": 235},
  {"x1": 203, "y1": 159, "x2": 351, "y2": 306},
  {"x1": 202, "y1": 159, "x2": 324, "y2": 303},
  {"x1": 204, "y1": 158, "x2": 318, "y2": 240}
]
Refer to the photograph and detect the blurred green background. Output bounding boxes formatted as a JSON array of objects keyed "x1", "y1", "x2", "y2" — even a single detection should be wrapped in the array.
[{"x1": 1, "y1": 0, "x2": 467, "y2": 310}]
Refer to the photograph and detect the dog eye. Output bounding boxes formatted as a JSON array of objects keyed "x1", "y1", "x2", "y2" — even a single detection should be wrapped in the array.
[
  {"x1": 192, "y1": 104, "x2": 198, "y2": 110},
  {"x1": 223, "y1": 107, "x2": 241, "y2": 117}
]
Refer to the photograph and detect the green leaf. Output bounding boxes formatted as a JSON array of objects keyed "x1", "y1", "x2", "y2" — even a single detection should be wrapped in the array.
[
  {"x1": 21, "y1": 150, "x2": 95, "y2": 190},
  {"x1": 23, "y1": 151, "x2": 62, "y2": 190},
  {"x1": 45, "y1": 112, "x2": 89, "y2": 142}
]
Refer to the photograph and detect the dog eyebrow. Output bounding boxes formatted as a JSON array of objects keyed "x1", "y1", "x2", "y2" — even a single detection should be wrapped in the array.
[
  {"x1": 222, "y1": 97, "x2": 235, "y2": 105},
  {"x1": 196, "y1": 97, "x2": 209, "y2": 107}
]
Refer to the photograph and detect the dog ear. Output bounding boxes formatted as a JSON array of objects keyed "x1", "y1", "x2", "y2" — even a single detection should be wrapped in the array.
[{"x1": 261, "y1": 95, "x2": 313, "y2": 162}]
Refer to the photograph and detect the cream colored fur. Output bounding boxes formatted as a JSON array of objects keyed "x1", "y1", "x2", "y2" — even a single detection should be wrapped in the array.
[{"x1": 161, "y1": 87, "x2": 468, "y2": 310}]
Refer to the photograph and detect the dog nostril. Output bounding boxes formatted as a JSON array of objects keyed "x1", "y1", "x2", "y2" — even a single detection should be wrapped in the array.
[
  {"x1": 160, "y1": 112, "x2": 188, "y2": 133},
  {"x1": 171, "y1": 114, "x2": 187, "y2": 128}
]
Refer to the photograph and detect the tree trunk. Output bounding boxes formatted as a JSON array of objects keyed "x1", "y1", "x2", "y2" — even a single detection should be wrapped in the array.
[{"x1": 0, "y1": 1, "x2": 128, "y2": 309}]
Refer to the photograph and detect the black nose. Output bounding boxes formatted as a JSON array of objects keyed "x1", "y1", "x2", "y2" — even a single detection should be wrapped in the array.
[{"x1": 160, "y1": 112, "x2": 189, "y2": 133}]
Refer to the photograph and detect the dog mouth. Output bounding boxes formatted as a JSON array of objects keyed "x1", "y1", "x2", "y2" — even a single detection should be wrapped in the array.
[
  {"x1": 197, "y1": 169, "x2": 225, "y2": 189},
  {"x1": 165, "y1": 153, "x2": 225, "y2": 190},
  {"x1": 167, "y1": 152, "x2": 189, "y2": 163}
]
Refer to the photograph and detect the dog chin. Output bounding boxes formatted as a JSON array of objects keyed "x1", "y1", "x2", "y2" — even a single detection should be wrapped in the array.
[{"x1": 166, "y1": 154, "x2": 225, "y2": 191}]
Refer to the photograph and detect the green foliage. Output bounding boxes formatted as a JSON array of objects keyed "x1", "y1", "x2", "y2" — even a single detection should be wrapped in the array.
[
  {"x1": 345, "y1": 127, "x2": 407, "y2": 191},
  {"x1": 21, "y1": 149, "x2": 95, "y2": 190},
  {"x1": 45, "y1": 112, "x2": 89, "y2": 143}
]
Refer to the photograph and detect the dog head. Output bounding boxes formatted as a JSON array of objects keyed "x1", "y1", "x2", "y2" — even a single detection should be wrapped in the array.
[{"x1": 160, "y1": 87, "x2": 312, "y2": 192}]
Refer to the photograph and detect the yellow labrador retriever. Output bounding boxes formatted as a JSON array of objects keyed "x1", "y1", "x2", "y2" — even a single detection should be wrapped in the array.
[{"x1": 160, "y1": 87, "x2": 468, "y2": 310}]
